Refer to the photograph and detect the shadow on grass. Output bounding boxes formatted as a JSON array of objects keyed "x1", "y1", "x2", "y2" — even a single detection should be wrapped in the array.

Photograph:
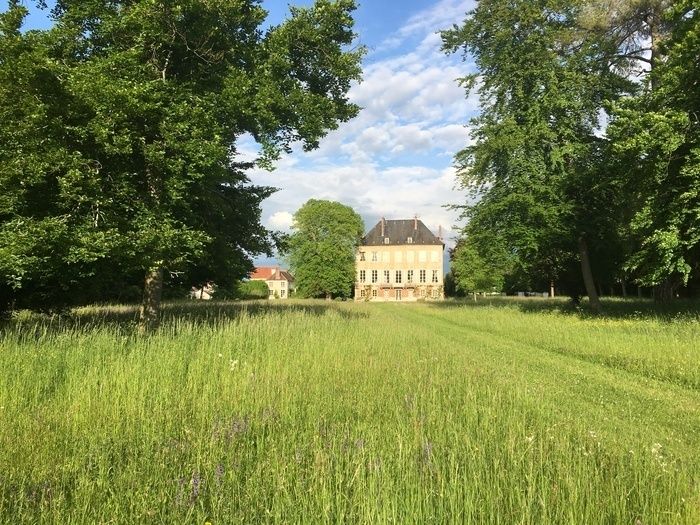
[
  {"x1": 430, "y1": 296, "x2": 700, "y2": 322},
  {"x1": 2, "y1": 299, "x2": 366, "y2": 335}
]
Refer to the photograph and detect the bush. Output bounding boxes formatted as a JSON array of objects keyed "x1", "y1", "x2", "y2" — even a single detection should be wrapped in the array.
[{"x1": 238, "y1": 280, "x2": 269, "y2": 300}]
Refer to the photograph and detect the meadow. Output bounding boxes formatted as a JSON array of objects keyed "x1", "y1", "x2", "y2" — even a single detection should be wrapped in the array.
[{"x1": 0, "y1": 298, "x2": 699, "y2": 524}]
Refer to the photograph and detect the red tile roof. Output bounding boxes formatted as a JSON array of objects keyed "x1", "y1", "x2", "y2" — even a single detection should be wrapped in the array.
[{"x1": 250, "y1": 266, "x2": 294, "y2": 282}]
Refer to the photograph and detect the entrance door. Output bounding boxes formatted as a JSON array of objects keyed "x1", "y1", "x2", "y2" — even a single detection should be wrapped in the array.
[{"x1": 395, "y1": 289, "x2": 402, "y2": 301}]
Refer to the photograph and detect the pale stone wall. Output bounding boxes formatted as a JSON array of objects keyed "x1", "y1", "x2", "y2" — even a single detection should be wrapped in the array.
[
  {"x1": 266, "y1": 279, "x2": 293, "y2": 299},
  {"x1": 354, "y1": 244, "x2": 444, "y2": 302}
]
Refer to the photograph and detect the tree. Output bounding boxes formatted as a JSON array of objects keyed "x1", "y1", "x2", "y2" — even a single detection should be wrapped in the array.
[
  {"x1": 450, "y1": 237, "x2": 506, "y2": 295},
  {"x1": 287, "y1": 199, "x2": 364, "y2": 299},
  {"x1": 441, "y1": 0, "x2": 633, "y2": 311},
  {"x1": 606, "y1": 1, "x2": 699, "y2": 301},
  {"x1": 0, "y1": 0, "x2": 364, "y2": 329},
  {"x1": 238, "y1": 279, "x2": 270, "y2": 300}
]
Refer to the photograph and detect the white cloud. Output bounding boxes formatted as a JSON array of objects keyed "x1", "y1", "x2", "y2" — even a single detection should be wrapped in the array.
[
  {"x1": 268, "y1": 211, "x2": 294, "y2": 231},
  {"x1": 244, "y1": 0, "x2": 482, "y2": 261},
  {"x1": 377, "y1": 0, "x2": 475, "y2": 52}
]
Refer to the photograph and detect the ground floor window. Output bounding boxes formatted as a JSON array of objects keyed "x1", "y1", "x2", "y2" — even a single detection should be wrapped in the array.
[
  {"x1": 360, "y1": 289, "x2": 366, "y2": 298},
  {"x1": 372, "y1": 289, "x2": 378, "y2": 298}
]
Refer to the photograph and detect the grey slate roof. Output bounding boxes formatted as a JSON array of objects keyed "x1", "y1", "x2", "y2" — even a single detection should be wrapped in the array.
[{"x1": 361, "y1": 219, "x2": 443, "y2": 246}]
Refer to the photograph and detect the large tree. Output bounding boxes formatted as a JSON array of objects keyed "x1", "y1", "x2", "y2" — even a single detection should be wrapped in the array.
[
  {"x1": 442, "y1": 0, "x2": 633, "y2": 310},
  {"x1": 605, "y1": 1, "x2": 699, "y2": 300},
  {"x1": 0, "y1": 0, "x2": 363, "y2": 329},
  {"x1": 287, "y1": 199, "x2": 364, "y2": 299}
]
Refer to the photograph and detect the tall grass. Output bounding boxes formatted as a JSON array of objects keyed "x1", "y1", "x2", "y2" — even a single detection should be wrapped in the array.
[{"x1": 0, "y1": 300, "x2": 698, "y2": 523}]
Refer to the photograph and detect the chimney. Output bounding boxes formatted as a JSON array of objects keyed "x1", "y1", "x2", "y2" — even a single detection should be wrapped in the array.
[
  {"x1": 380, "y1": 216, "x2": 385, "y2": 237},
  {"x1": 413, "y1": 215, "x2": 418, "y2": 230},
  {"x1": 438, "y1": 225, "x2": 443, "y2": 240}
]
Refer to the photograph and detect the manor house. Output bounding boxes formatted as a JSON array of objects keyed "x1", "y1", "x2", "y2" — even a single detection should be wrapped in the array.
[{"x1": 355, "y1": 217, "x2": 444, "y2": 301}]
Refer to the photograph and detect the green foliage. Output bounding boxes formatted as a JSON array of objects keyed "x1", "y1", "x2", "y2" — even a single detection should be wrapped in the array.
[
  {"x1": 442, "y1": 0, "x2": 631, "y2": 299},
  {"x1": 287, "y1": 199, "x2": 364, "y2": 298},
  {"x1": 0, "y1": 301, "x2": 699, "y2": 522},
  {"x1": 0, "y1": 0, "x2": 364, "y2": 312},
  {"x1": 450, "y1": 237, "x2": 506, "y2": 293},
  {"x1": 607, "y1": 1, "x2": 700, "y2": 290},
  {"x1": 441, "y1": 0, "x2": 700, "y2": 300},
  {"x1": 238, "y1": 279, "x2": 270, "y2": 300}
]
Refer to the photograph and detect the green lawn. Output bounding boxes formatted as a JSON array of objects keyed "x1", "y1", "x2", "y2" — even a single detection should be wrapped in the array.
[{"x1": 1, "y1": 299, "x2": 699, "y2": 523}]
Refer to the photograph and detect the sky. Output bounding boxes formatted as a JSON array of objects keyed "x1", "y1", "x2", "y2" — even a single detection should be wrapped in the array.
[
  {"x1": 245, "y1": 0, "x2": 480, "y2": 266},
  {"x1": 4, "y1": 0, "x2": 480, "y2": 265}
]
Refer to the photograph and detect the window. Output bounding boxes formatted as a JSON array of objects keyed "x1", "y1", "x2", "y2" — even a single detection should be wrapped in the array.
[
  {"x1": 371, "y1": 270, "x2": 378, "y2": 283},
  {"x1": 420, "y1": 287, "x2": 426, "y2": 297},
  {"x1": 395, "y1": 270, "x2": 402, "y2": 284},
  {"x1": 419, "y1": 270, "x2": 426, "y2": 283},
  {"x1": 384, "y1": 238, "x2": 390, "y2": 244},
  {"x1": 419, "y1": 250, "x2": 427, "y2": 262},
  {"x1": 407, "y1": 251, "x2": 415, "y2": 263},
  {"x1": 280, "y1": 289, "x2": 286, "y2": 298},
  {"x1": 432, "y1": 270, "x2": 439, "y2": 283},
  {"x1": 432, "y1": 289, "x2": 439, "y2": 299},
  {"x1": 372, "y1": 289, "x2": 378, "y2": 298},
  {"x1": 281, "y1": 281, "x2": 286, "y2": 288},
  {"x1": 372, "y1": 251, "x2": 378, "y2": 262},
  {"x1": 395, "y1": 251, "x2": 402, "y2": 263},
  {"x1": 383, "y1": 270, "x2": 390, "y2": 284},
  {"x1": 359, "y1": 251, "x2": 366, "y2": 261},
  {"x1": 407, "y1": 270, "x2": 413, "y2": 283},
  {"x1": 407, "y1": 237, "x2": 413, "y2": 244},
  {"x1": 359, "y1": 270, "x2": 366, "y2": 283},
  {"x1": 431, "y1": 250, "x2": 439, "y2": 263},
  {"x1": 360, "y1": 289, "x2": 366, "y2": 298},
  {"x1": 382, "y1": 251, "x2": 390, "y2": 263}
]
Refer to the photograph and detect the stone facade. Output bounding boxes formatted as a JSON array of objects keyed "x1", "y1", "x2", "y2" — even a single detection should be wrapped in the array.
[
  {"x1": 354, "y1": 218, "x2": 444, "y2": 302},
  {"x1": 250, "y1": 267, "x2": 295, "y2": 299}
]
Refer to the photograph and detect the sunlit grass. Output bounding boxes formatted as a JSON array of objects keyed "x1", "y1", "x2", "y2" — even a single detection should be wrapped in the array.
[{"x1": 0, "y1": 299, "x2": 698, "y2": 523}]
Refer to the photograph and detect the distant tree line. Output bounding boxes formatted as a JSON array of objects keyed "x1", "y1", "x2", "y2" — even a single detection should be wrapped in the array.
[{"x1": 444, "y1": 0, "x2": 699, "y2": 309}]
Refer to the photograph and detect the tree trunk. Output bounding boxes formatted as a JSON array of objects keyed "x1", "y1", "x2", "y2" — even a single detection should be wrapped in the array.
[
  {"x1": 549, "y1": 280, "x2": 555, "y2": 298},
  {"x1": 578, "y1": 236, "x2": 601, "y2": 313},
  {"x1": 621, "y1": 280, "x2": 627, "y2": 298},
  {"x1": 139, "y1": 266, "x2": 163, "y2": 333},
  {"x1": 653, "y1": 277, "x2": 676, "y2": 303}
]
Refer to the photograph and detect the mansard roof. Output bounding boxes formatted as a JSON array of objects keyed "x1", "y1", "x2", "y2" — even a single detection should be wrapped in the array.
[{"x1": 361, "y1": 218, "x2": 443, "y2": 246}]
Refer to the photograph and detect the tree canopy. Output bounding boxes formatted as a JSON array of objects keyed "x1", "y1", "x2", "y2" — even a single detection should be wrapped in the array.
[
  {"x1": 442, "y1": 0, "x2": 699, "y2": 306},
  {"x1": 286, "y1": 199, "x2": 364, "y2": 299},
  {"x1": 0, "y1": 0, "x2": 364, "y2": 327}
]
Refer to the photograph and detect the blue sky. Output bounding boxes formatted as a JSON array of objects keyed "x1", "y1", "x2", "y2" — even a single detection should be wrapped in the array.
[
  {"x1": 243, "y1": 0, "x2": 479, "y2": 258},
  {"x1": 4, "y1": 0, "x2": 479, "y2": 259}
]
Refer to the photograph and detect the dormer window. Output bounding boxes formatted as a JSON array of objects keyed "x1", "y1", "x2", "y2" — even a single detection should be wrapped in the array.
[
  {"x1": 384, "y1": 238, "x2": 390, "y2": 244},
  {"x1": 407, "y1": 237, "x2": 413, "y2": 244}
]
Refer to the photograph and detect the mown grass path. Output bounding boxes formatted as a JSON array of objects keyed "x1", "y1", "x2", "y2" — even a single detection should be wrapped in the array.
[{"x1": 0, "y1": 299, "x2": 698, "y2": 523}]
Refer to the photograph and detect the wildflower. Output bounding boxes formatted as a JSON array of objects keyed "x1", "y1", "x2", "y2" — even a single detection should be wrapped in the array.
[{"x1": 525, "y1": 435, "x2": 535, "y2": 444}]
